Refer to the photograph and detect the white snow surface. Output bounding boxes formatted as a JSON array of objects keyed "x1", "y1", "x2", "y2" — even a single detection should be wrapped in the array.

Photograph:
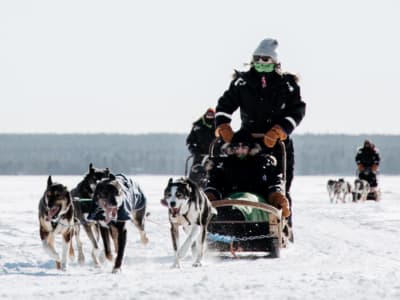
[{"x1": 0, "y1": 175, "x2": 399, "y2": 300}]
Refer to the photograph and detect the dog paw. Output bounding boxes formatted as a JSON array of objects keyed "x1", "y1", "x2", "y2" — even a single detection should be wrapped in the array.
[
  {"x1": 57, "y1": 262, "x2": 67, "y2": 271},
  {"x1": 140, "y1": 235, "x2": 149, "y2": 245},
  {"x1": 55, "y1": 261, "x2": 62, "y2": 270},
  {"x1": 192, "y1": 262, "x2": 202, "y2": 267},
  {"x1": 111, "y1": 267, "x2": 121, "y2": 274}
]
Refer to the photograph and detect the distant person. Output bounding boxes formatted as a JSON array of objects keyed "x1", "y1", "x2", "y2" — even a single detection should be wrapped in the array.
[
  {"x1": 355, "y1": 139, "x2": 381, "y2": 187},
  {"x1": 186, "y1": 108, "x2": 216, "y2": 185},
  {"x1": 214, "y1": 38, "x2": 306, "y2": 226},
  {"x1": 204, "y1": 130, "x2": 290, "y2": 218}
]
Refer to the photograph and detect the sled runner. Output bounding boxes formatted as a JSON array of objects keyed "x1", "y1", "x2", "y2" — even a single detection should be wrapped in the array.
[
  {"x1": 367, "y1": 186, "x2": 381, "y2": 201},
  {"x1": 208, "y1": 193, "x2": 287, "y2": 258}
]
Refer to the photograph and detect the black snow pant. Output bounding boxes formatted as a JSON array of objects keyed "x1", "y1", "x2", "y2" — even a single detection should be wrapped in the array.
[{"x1": 261, "y1": 138, "x2": 295, "y2": 227}]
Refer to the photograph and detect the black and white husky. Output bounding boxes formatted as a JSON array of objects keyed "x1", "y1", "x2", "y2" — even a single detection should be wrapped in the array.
[
  {"x1": 71, "y1": 163, "x2": 110, "y2": 266},
  {"x1": 162, "y1": 177, "x2": 216, "y2": 268},
  {"x1": 38, "y1": 176, "x2": 75, "y2": 271},
  {"x1": 327, "y1": 178, "x2": 352, "y2": 203},
  {"x1": 327, "y1": 179, "x2": 337, "y2": 203},
  {"x1": 92, "y1": 173, "x2": 148, "y2": 273},
  {"x1": 352, "y1": 179, "x2": 370, "y2": 202}
]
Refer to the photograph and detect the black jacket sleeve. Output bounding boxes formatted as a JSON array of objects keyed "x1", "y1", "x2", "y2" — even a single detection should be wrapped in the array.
[
  {"x1": 215, "y1": 75, "x2": 242, "y2": 127},
  {"x1": 278, "y1": 74, "x2": 306, "y2": 135}
]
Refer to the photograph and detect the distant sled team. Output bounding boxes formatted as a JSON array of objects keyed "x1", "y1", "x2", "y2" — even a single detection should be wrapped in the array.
[{"x1": 326, "y1": 177, "x2": 378, "y2": 203}]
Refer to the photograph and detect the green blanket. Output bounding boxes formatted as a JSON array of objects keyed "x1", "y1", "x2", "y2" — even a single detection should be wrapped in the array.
[{"x1": 227, "y1": 192, "x2": 269, "y2": 222}]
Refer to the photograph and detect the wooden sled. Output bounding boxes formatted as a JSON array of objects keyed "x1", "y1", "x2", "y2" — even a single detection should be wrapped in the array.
[{"x1": 208, "y1": 192, "x2": 289, "y2": 258}]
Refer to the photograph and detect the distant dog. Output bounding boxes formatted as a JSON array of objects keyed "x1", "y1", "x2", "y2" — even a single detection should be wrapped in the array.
[
  {"x1": 38, "y1": 176, "x2": 75, "y2": 271},
  {"x1": 352, "y1": 179, "x2": 370, "y2": 202},
  {"x1": 327, "y1": 179, "x2": 338, "y2": 203},
  {"x1": 92, "y1": 173, "x2": 148, "y2": 273},
  {"x1": 333, "y1": 178, "x2": 352, "y2": 203},
  {"x1": 162, "y1": 177, "x2": 216, "y2": 268},
  {"x1": 71, "y1": 163, "x2": 110, "y2": 266}
]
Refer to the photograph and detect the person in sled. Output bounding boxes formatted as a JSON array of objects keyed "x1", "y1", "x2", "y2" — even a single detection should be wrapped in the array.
[
  {"x1": 213, "y1": 38, "x2": 305, "y2": 225},
  {"x1": 355, "y1": 139, "x2": 381, "y2": 188},
  {"x1": 204, "y1": 130, "x2": 290, "y2": 219},
  {"x1": 186, "y1": 108, "x2": 217, "y2": 186}
]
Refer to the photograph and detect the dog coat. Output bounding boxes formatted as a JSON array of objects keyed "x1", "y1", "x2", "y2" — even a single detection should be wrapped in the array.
[{"x1": 114, "y1": 174, "x2": 147, "y2": 221}]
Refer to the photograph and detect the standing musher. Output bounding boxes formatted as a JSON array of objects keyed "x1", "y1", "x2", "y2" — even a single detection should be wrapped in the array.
[
  {"x1": 355, "y1": 139, "x2": 381, "y2": 197},
  {"x1": 214, "y1": 38, "x2": 306, "y2": 233}
]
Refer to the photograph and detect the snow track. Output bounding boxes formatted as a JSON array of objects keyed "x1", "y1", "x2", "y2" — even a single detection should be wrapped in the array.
[{"x1": 0, "y1": 175, "x2": 399, "y2": 299}]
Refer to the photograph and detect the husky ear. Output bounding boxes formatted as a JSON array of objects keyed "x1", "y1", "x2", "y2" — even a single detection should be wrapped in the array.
[
  {"x1": 185, "y1": 179, "x2": 193, "y2": 194},
  {"x1": 105, "y1": 168, "x2": 110, "y2": 176},
  {"x1": 89, "y1": 163, "x2": 95, "y2": 174},
  {"x1": 47, "y1": 175, "x2": 53, "y2": 187},
  {"x1": 168, "y1": 178, "x2": 173, "y2": 185}
]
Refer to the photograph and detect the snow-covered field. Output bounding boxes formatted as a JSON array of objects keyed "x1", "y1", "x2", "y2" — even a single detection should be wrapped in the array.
[{"x1": 0, "y1": 175, "x2": 399, "y2": 300}]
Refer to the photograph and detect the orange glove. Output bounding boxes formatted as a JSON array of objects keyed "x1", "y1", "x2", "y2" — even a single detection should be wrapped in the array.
[
  {"x1": 264, "y1": 125, "x2": 287, "y2": 148},
  {"x1": 357, "y1": 164, "x2": 365, "y2": 172},
  {"x1": 215, "y1": 123, "x2": 234, "y2": 143},
  {"x1": 371, "y1": 164, "x2": 378, "y2": 172},
  {"x1": 268, "y1": 192, "x2": 290, "y2": 218}
]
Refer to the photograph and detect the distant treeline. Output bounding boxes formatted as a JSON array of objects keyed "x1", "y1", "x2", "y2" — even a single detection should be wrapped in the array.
[{"x1": 0, "y1": 134, "x2": 399, "y2": 175}]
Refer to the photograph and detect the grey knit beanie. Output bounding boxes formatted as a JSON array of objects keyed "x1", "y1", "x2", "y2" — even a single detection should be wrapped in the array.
[{"x1": 253, "y1": 38, "x2": 279, "y2": 62}]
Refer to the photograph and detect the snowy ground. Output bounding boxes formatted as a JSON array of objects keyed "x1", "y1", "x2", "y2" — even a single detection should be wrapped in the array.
[{"x1": 0, "y1": 175, "x2": 399, "y2": 300}]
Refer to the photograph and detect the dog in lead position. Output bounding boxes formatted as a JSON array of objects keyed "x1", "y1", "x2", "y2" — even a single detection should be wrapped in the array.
[
  {"x1": 92, "y1": 173, "x2": 148, "y2": 273},
  {"x1": 334, "y1": 178, "x2": 352, "y2": 203},
  {"x1": 38, "y1": 176, "x2": 75, "y2": 271},
  {"x1": 327, "y1": 179, "x2": 338, "y2": 203},
  {"x1": 162, "y1": 177, "x2": 216, "y2": 268}
]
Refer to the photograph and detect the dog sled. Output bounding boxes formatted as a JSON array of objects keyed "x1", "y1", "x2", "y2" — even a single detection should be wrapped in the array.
[
  {"x1": 205, "y1": 137, "x2": 291, "y2": 258},
  {"x1": 366, "y1": 186, "x2": 381, "y2": 201},
  {"x1": 208, "y1": 193, "x2": 288, "y2": 258}
]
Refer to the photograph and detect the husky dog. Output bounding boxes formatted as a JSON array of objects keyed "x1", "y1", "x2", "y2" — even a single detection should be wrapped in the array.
[
  {"x1": 352, "y1": 179, "x2": 370, "y2": 202},
  {"x1": 38, "y1": 176, "x2": 75, "y2": 271},
  {"x1": 92, "y1": 173, "x2": 148, "y2": 273},
  {"x1": 71, "y1": 163, "x2": 110, "y2": 266},
  {"x1": 333, "y1": 178, "x2": 352, "y2": 203},
  {"x1": 327, "y1": 179, "x2": 338, "y2": 203},
  {"x1": 162, "y1": 177, "x2": 216, "y2": 268}
]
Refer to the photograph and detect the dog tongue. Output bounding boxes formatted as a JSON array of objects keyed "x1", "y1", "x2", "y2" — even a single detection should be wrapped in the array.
[
  {"x1": 170, "y1": 208, "x2": 180, "y2": 217},
  {"x1": 47, "y1": 206, "x2": 60, "y2": 220}
]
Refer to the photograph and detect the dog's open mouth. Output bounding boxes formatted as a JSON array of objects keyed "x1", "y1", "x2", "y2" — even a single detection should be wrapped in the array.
[
  {"x1": 46, "y1": 206, "x2": 61, "y2": 221},
  {"x1": 169, "y1": 207, "x2": 180, "y2": 217}
]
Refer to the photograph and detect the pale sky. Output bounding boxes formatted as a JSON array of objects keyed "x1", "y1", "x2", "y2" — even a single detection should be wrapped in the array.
[{"x1": 1, "y1": 0, "x2": 399, "y2": 134}]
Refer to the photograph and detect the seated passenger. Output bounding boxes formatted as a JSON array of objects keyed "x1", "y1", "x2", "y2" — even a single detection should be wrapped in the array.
[{"x1": 204, "y1": 130, "x2": 290, "y2": 217}]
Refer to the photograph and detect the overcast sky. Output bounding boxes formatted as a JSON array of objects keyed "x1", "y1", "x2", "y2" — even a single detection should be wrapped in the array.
[{"x1": 1, "y1": 0, "x2": 399, "y2": 134}]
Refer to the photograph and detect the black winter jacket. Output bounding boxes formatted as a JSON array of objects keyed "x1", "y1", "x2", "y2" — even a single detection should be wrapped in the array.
[
  {"x1": 216, "y1": 68, "x2": 306, "y2": 135},
  {"x1": 186, "y1": 117, "x2": 215, "y2": 156},
  {"x1": 204, "y1": 153, "x2": 284, "y2": 201},
  {"x1": 355, "y1": 147, "x2": 380, "y2": 168}
]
